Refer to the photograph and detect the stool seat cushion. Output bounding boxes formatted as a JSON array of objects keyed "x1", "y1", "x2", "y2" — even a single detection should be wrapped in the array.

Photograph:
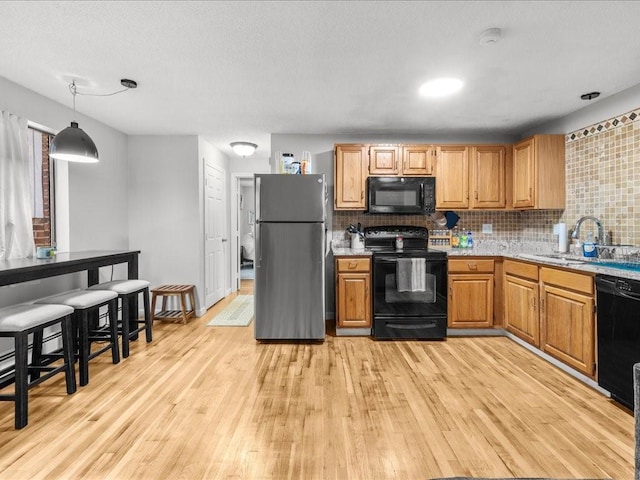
[
  {"x1": 88, "y1": 279, "x2": 150, "y2": 295},
  {"x1": 36, "y1": 289, "x2": 118, "y2": 309},
  {"x1": 0, "y1": 304, "x2": 74, "y2": 332}
]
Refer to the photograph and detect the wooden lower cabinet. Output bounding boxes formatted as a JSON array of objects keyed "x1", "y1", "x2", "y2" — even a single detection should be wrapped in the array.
[
  {"x1": 447, "y1": 258, "x2": 495, "y2": 328},
  {"x1": 539, "y1": 268, "x2": 595, "y2": 377},
  {"x1": 335, "y1": 257, "x2": 371, "y2": 329},
  {"x1": 504, "y1": 272, "x2": 540, "y2": 347}
]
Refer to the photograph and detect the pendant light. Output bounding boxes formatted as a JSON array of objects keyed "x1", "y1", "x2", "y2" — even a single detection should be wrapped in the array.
[
  {"x1": 50, "y1": 79, "x2": 137, "y2": 163},
  {"x1": 50, "y1": 81, "x2": 99, "y2": 163},
  {"x1": 230, "y1": 141, "x2": 258, "y2": 157}
]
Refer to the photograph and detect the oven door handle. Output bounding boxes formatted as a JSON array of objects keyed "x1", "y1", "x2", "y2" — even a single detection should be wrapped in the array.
[{"x1": 386, "y1": 321, "x2": 438, "y2": 330}]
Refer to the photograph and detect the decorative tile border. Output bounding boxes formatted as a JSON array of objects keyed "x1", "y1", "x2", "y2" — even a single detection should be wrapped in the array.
[{"x1": 566, "y1": 106, "x2": 640, "y2": 142}]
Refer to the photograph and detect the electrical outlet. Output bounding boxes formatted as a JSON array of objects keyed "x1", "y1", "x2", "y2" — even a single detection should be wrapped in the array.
[{"x1": 482, "y1": 224, "x2": 493, "y2": 234}]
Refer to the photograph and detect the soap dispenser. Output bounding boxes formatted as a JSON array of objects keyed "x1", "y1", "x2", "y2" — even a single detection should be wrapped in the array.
[{"x1": 582, "y1": 232, "x2": 597, "y2": 258}]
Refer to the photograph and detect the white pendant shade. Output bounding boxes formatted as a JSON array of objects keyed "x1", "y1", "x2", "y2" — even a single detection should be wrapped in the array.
[{"x1": 50, "y1": 121, "x2": 99, "y2": 163}]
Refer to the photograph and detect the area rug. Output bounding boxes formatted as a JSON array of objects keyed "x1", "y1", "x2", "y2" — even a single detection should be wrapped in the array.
[{"x1": 207, "y1": 295, "x2": 254, "y2": 327}]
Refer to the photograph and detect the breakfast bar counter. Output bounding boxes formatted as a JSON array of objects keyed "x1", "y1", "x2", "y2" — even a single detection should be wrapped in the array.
[{"x1": 0, "y1": 250, "x2": 141, "y2": 287}]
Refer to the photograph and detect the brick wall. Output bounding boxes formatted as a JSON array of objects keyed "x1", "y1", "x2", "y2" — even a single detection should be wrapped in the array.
[{"x1": 32, "y1": 133, "x2": 52, "y2": 247}]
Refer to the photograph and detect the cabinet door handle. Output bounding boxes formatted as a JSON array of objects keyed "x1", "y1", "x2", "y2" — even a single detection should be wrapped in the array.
[
  {"x1": 531, "y1": 297, "x2": 536, "y2": 310},
  {"x1": 467, "y1": 263, "x2": 477, "y2": 270},
  {"x1": 529, "y1": 187, "x2": 533, "y2": 198},
  {"x1": 449, "y1": 287, "x2": 453, "y2": 298},
  {"x1": 474, "y1": 191, "x2": 478, "y2": 200},
  {"x1": 540, "y1": 297, "x2": 545, "y2": 313},
  {"x1": 361, "y1": 191, "x2": 364, "y2": 200},
  {"x1": 348, "y1": 262, "x2": 358, "y2": 269}
]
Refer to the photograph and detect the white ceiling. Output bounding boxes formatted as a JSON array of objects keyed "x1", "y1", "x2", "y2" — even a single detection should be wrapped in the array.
[{"x1": 1, "y1": 1, "x2": 640, "y2": 161}]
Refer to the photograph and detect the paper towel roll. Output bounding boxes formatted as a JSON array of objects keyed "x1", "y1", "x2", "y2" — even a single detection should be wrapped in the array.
[{"x1": 557, "y1": 223, "x2": 568, "y2": 253}]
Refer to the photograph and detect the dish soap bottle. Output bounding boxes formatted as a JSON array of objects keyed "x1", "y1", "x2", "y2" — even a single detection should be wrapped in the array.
[
  {"x1": 582, "y1": 232, "x2": 597, "y2": 257},
  {"x1": 467, "y1": 230, "x2": 473, "y2": 249},
  {"x1": 451, "y1": 227, "x2": 459, "y2": 248}
]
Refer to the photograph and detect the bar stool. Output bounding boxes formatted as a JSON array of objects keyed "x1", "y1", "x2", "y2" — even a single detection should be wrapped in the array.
[
  {"x1": 88, "y1": 279, "x2": 152, "y2": 358},
  {"x1": 36, "y1": 290, "x2": 119, "y2": 387},
  {"x1": 0, "y1": 303, "x2": 76, "y2": 429}
]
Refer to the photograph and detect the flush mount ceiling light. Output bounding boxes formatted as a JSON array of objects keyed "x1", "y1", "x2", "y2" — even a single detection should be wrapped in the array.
[
  {"x1": 230, "y1": 141, "x2": 258, "y2": 157},
  {"x1": 479, "y1": 27, "x2": 502, "y2": 46},
  {"x1": 581, "y1": 91, "x2": 601, "y2": 100},
  {"x1": 419, "y1": 78, "x2": 464, "y2": 98},
  {"x1": 50, "y1": 78, "x2": 137, "y2": 163}
]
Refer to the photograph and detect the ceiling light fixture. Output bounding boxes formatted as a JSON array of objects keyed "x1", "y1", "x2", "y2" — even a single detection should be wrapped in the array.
[
  {"x1": 419, "y1": 78, "x2": 463, "y2": 98},
  {"x1": 50, "y1": 78, "x2": 137, "y2": 163},
  {"x1": 581, "y1": 91, "x2": 600, "y2": 100},
  {"x1": 230, "y1": 141, "x2": 258, "y2": 157},
  {"x1": 479, "y1": 27, "x2": 502, "y2": 46}
]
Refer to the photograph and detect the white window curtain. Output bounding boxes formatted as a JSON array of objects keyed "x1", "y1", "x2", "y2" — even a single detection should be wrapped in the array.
[{"x1": 0, "y1": 111, "x2": 34, "y2": 260}]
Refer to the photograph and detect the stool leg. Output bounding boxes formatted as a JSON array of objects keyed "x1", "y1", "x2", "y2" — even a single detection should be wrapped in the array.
[
  {"x1": 78, "y1": 311, "x2": 90, "y2": 387},
  {"x1": 109, "y1": 299, "x2": 120, "y2": 364},
  {"x1": 143, "y1": 288, "x2": 152, "y2": 342},
  {"x1": 151, "y1": 293, "x2": 158, "y2": 322},
  {"x1": 14, "y1": 332, "x2": 29, "y2": 429},
  {"x1": 121, "y1": 295, "x2": 131, "y2": 358},
  {"x1": 60, "y1": 315, "x2": 77, "y2": 395},
  {"x1": 180, "y1": 293, "x2": 188, "y2": 324},
  {"x1": 31, "y1": 329, "x2": 44, "y2": 382}
]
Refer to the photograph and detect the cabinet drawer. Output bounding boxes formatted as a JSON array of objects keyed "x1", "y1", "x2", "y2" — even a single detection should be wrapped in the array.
[
  {"x1": 540, "y1": 267, "x2": 594, "y2": 295},
  {"x1": 336, "y1": 257, "x2": 371, "y2": 273},
  {"x1": 504, "y1": 259, "x2": 539, "y2": 281},
  {"x1": 448, "y1": 258, "x2": 494, "y2": 273}
]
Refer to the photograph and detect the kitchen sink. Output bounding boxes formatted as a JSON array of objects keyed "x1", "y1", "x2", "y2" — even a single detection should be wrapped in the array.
[
  {"x1": 516, "y1": 253, "x2": 588, "y2": 265},
  {"x1": 590, "y1": 260, "x2": 640, "y2": 272}
]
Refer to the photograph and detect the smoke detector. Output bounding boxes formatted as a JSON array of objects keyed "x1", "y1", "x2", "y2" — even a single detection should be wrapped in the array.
[{"x1": 479, "y1": 27, "x2": 502, "y2": 46}]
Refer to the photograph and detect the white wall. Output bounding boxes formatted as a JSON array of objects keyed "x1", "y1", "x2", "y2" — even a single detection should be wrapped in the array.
[
  {"x1": 127, "y1": 136, "x2": 204, "y2": 310},
  {"x1": 525, "y1": 83, "x2": 640, "y2": 136},
  {"x1": 0, "y1": 75, "x2": 130, "y2": 305}
]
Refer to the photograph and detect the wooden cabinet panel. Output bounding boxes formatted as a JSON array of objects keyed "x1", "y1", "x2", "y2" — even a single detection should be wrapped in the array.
[
  {"x1": 436, "y1": 145, "x2": 469, "y2": 209},
  {"x1": 512, "y1": 135, "x2": 565, "y2": 210},
  {"x1": 448, "y1": 258, "x2": 495, "y2": 274},
  {"x1": 504, "y1": 273, "x2": 540, "y2": 347},
  {"x1": 470, "y1": 145, "x2": 506, "y2": 209},
  {"x1": 369, "y1": 145, "x2": 399, "y2": 175},
  {"x1": 448, "y1": 274, "x2": 494, "y2": 328},
  {"x1": 540, "y1": 284, "x2": 595, "y2": 376},
  {"x1": 504, "y1": 259, "x2": 538, "y2": 280},
  {"x1": 334, "y1": 145, "x2": 367, "y2": 210},
  {"x1": 513, "y1": 138, "x2": 535, "y2": 208},
  {"x1": 402, "y1": 145, "x2": 435, "y2": 175},
  {"x1": 336, "y1": 256, "x2": 371, "y2": 329},
  {"x1": 336, "y1": 258, "x2": 371, "y2": 273},
  {"x1": 540, "y1": 267, "x2": 593, "y2": 295}
]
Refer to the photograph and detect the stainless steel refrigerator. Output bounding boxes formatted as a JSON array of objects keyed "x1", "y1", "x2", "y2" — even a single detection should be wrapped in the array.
[{"x1": 254, "y1": 174, "x2": 326, "y2": 340}]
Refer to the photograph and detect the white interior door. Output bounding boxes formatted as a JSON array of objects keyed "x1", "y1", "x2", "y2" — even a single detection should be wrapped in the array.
[{"x1": 205, "y1": 163, "x2": 226, "y2": 308}]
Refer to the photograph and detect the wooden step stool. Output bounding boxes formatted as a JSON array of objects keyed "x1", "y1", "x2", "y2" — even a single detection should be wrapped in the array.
[{"x1": 150, "y1": 285, "x2": 196, "y2": 324}]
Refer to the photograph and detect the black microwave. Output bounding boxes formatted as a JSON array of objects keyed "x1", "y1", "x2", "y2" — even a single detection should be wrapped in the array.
[{"x1": 367, "y1": 176, "x2": 436, "y2": 214}]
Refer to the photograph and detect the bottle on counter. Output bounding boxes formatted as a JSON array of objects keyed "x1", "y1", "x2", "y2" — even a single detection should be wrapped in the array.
[
  {"x1": 582, "y1": 232, "x2": 597, "y2": 257},
  {"x1": 459, "y1": 229, "x2": 468, "y2": 248},
  {"x1": 467, "y1": 230, "x2": 474, "y2": 248},
  {"x1": 451, "y1": 227, "x2": 459, "y2": 248}
]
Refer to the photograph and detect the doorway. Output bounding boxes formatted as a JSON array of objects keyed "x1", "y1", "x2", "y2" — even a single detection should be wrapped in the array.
[{"x1": 231, "y1": 174, "x2": 256, "y2": 293}]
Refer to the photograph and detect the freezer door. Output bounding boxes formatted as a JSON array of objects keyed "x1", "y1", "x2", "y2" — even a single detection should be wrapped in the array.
[
  {"x1": 255, "y1": 174, "x2": 326, "y2": 222},
  {"x1": 254, "y1": 222, "x2": 325, "y2": 340}
]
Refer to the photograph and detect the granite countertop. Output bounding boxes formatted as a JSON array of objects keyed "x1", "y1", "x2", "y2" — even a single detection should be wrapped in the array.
[{"x1": 331, "y1": 240, "x2": 640, "y2": 281}]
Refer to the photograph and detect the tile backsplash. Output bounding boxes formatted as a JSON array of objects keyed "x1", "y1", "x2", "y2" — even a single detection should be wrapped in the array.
[{"x1": 333, "y1": 105, "x2": 640, "y2": 247}]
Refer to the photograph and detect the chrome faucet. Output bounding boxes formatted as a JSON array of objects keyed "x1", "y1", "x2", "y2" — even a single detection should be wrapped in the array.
[{"x1": 571, "y1": 216, "x2": 604, "y2": 244}]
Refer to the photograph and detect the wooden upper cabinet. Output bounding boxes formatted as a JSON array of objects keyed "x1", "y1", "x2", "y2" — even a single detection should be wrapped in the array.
[
  {"x1": 401, "y1": 145, "x2": 435, "y2": 175},
  {"x1": 470, "y1": 145, "x2": 506, "y2": 209},
  {"x1": 435, "y1": 145, "x2": 469, "y2": 209},
  {"x1": 369, "y1": 145, "x2": 400, "y2": 175},
  {"x1": 334, "y1": 144, "x2": 367, "y2": 210},
  {"x1": 512, "y1": 134, "x2": 565, "y2": 209}
]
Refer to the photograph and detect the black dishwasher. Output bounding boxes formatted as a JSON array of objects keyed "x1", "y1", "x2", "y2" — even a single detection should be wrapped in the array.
[{"x1": 596, "y1": 274, "x2": 640, "y2": 409}]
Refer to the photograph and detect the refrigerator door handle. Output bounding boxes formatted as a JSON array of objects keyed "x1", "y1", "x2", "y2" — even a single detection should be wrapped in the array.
[
  {"x1": 255, "y1": 222, "x2": 261, "y2": 268},
  {"x1": 255, "y1": 176, "x2": 261, "y2": 222}
]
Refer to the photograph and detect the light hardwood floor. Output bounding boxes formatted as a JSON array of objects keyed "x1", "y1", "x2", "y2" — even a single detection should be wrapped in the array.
[{"x1": 0, "y1": 279, "x2": 634, "y2": 479}]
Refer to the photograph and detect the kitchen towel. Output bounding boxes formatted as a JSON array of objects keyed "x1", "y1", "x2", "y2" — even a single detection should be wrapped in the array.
[{"x1": 396, "y1": 258, "x2": 426, "y2": 292}]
